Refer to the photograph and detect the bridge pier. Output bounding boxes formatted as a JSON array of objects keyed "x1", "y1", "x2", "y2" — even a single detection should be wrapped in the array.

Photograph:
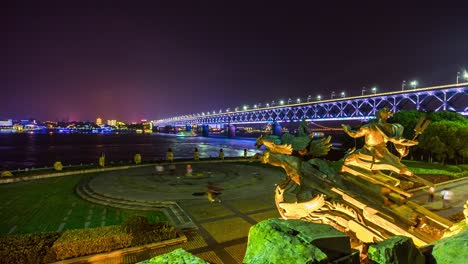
[
  {"x1": 273, "y1": 122, "x2": 282, "y2": 137},
  {"x1": 201, "y1": 125, "x2": 210, "y2": 137},
  {"x1": 227, "y1": 124, "x2": 236, "y2": 138}
]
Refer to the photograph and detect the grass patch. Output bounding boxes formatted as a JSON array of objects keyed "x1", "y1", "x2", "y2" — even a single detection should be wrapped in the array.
[
  {"x1": 0, "y1": 173, "x2": 168, "y2": 235},
  {"x1": 402, "y1": 160, "x2": 468, "y2": 178}
]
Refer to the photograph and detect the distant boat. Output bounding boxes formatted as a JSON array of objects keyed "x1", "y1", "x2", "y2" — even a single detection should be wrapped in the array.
[{"x1": 176, "y1": 131, "x2": 197, "y2": 137}]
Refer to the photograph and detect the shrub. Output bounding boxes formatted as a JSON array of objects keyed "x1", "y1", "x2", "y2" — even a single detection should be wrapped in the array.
[
  {"x1": 0, "y1": 232, "x2": 60, "y2": 264},
  {"x1": 47, "y1": 225, "x2": 132, "y2": 261},
  {"x1": 122, "y1": 216, "x2": 178, "y2": 246}
]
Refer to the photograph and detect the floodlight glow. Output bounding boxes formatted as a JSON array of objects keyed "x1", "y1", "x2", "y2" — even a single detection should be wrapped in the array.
[
  {"x1": 317, "y1": 95, "x2": 321, "y2": 100},
  {"x1": 341, "y1": 92, "x2": 345, "y2": 97},
  {"x1": 243, "y1": 105, "x2": 248, "y2": 110},
  {"x1": 410, "y1": 80, "x2": 418, "y2": 88},
  {"x1": 296, "y1": 98, "x2": 301, "y2": 103},
  {"x1": 464, "y1": 71, "x2": 468, "y2": 79},
  {"x1": 280, "y1": 100, "x2": 284, "y2": 105}
]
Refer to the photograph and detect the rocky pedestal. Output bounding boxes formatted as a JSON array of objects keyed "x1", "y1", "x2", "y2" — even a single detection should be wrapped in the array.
[
  {"x1": 137, "y1": 248, "x2": 207, "y2": 264},
  {"x1": 243, "y1": 218, "x2": 358, "y2": 264},
  {"x1": 367, "y1": 235, "x2": 424, "y2": 264},
  {"x1": 429, "y1": 227, "x2": 468, "y2": 264}
]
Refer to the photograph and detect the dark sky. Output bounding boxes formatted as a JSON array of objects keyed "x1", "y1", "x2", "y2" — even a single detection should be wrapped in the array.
[{"x1": 2, "y1": 1, "x2": 468, "y2": 122}]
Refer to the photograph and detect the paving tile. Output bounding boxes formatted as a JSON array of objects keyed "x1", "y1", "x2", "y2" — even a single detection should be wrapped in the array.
[
  {"x1": 194, "y1": 250, "x2": 224, "y2": 264},
  {"x1": 186, "y1": 203, "x2": 235, "y2": 221},
  {"x1": 202, "y1": 217, "x2": 252, "y2": 243},
  {"x1": 248, "y1": 209, "x2": 281, "y2": 222},
  {"x1": 228, "y1": 198, "x2": 273, "y2": 213},
  {"x1": 224, "y1": 242, "x2": 248, "y2": 264}
]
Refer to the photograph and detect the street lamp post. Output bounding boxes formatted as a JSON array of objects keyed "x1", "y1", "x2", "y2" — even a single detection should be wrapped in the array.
[
  {"x1": 307, "y1": 95, "x2": 312, "y2": 102},
  {"x1": 361, "y1": 87, "x2": 366, "y2": 96},
  {"x1": 316, "y1": 95, "x2": 321, "y2": 101},
  {"x1": 410, "y1": 80, "x2": 418, "y2": 89},
  {"x1": 331, "y1": 91, "x2": 335, "y2": 99},
  {"x1": 402, "y1": 80, "x2": 406, "y2": 91},
  {"x1": 341, "y1": 91, "x2": 345, "y2": 98},
  {"x1": 371, "y1": 87, "x2": 377, "y2": 94}
]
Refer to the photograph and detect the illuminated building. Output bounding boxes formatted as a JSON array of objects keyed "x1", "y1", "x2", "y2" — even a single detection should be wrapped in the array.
[
  {"x1": 96, "y1": 117, "x2": 103, "y2": 126},
  {"x1": 107, "y1": 119, "x2": 117, "y2": 126}
]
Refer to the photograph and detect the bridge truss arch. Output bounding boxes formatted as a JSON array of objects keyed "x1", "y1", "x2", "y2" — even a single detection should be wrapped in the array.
[{"x1": 154, "y1": 84, "x2": 468, "y2": 127}]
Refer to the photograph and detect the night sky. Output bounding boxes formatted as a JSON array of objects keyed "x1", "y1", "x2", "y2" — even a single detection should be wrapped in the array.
[{"x1": 2, "y1": 1, "x2": 468, "y2": 122}]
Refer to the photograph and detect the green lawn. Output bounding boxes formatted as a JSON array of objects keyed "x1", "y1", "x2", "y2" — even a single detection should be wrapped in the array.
[
  {"x1": 402, "y1": 160, "x2": 468, "y2": 178},
  {"x1": 0, "y1": 173, "x2": 167, "y2": 236}
]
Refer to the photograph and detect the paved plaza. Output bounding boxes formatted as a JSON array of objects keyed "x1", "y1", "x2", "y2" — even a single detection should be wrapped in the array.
[
  {"x1": 80, "y1": 161, "x2": 284, "y2": 263},
  {"x1": 74, "y1": 161, "x2": 468, "y2": 263}
]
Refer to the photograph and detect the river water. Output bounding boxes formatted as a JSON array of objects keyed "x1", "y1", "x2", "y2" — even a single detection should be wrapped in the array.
[{"x1": 0, "y1": 133, "x2": 264, "y2": 170}]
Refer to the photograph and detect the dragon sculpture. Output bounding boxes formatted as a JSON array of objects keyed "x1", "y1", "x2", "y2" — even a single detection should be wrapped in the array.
[{"x1": 254, "y1": 117, "x2": 452, "y2": 247}]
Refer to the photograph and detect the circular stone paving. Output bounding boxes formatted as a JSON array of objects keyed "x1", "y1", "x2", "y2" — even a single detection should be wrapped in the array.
[{"x1": 88, "y1": 162, "x2": 286, "y2": 202}]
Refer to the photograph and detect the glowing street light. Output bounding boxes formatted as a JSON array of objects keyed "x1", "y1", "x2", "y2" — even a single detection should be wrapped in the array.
[
  {"x1": 279, "y1": 100, "x2": 284, "y2": 105},
  {"x1": 316, "y1": 95, "x2": 321, "y2": 101},
  {"x1": 410, "y1": 80, "x2": 418, "y2": 89},
  {"x1": 254, "y1": 104, "x2": 258, "y2": 109},
  {"x1": 341, "y1": 91, "x2": 345, "y2": 98},
  {"x1": 457, "y1": 71, "x2": 468, "y2": 84},
  {"x1": 371, "y1": 87, "x2": 377, "y2": 94},
  {"x1": 243, "y1": 105, "x2": 248, "y2": 110},
  {"x1": 296, "y1": 98, "x2": 301, "y2": 103},
  {"x1": 266, "y1": 103, "x2": 270, "y2": 107}
]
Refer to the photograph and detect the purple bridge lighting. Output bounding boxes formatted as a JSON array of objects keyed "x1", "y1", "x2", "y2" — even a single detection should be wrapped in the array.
[{"x1": 154, "y1": 83, "x2": 468, "y2": 127}]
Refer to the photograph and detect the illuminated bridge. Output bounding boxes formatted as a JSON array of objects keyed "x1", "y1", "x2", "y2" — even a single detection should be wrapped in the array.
[{"x1": 154, "y1": 83, "x2": 468, "y2": 135}]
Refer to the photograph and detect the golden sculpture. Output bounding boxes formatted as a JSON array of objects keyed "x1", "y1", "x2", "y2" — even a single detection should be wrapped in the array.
[
  {"x1": 341, "y1": 107, "x2": 433, "y2": 189},
  {"x1": 341, "y1": 108, "x2": 417, "y2": 176},
  {"x1": 254, "y1": 114, "x2": 451, "y2": 248}
]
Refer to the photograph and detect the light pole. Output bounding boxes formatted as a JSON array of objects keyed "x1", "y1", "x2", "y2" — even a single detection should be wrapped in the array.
[
  {"x1": 307, "y1": 95, "x2": 312, "y2": 102},
  {"x1": 371, "y1": 87, "x2": 377, "y2": 94},
  {"x1": 361, "y1": 87, "x2": 366, "y2": 96},
  {"x1": 341, "y1": 91, "x2": 345, "y2": 98},
  {"x1": 287, "y1": 98, "x2": 292, "y2": 104},
  {"x1": 410, "y1": 80, "x2": 418, "y2": 89},
  {"x1": 331, "y1": 91, "x2": 335, "y2": 99},
  {"x1": 402, "y1": 80, "x2": 406, "y2": 91},
  {"x1": 279, "y1": 100, "x2": 284, "y2": 105},
  {"x1": 316, "y1": 95, "x2": 321, "y2": 101},
  {"x1": 296, "y1": 98, "x2": 301, "y2": 103}
]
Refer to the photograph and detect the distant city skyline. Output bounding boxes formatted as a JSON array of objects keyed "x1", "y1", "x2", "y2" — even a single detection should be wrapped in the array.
[{"x1": 2, "y1": 2, "x2": 468, "y2": 122}]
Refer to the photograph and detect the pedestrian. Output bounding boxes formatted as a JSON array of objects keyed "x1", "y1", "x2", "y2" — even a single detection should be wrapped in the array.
[
  {"x1": 219, "y1": 149, "x2": 225, "y2": 160},
  {"x1": 207, "y1": 182, "x2": 223, "y2": 203},
  {"x1": 166, "y1": 148, "x2": 174, "y2": 162},
  {"x1": 244, "y1": 149, "x2": 248, "y2": 158},
  {"x1": 427, "y1": 186, "x2": 435, "y2": 203},
  {"x1": 440, "y1": 188, "x2": 453, "y2": 208},
  {"x1": 193, "y1": 148, "x2": 199, "y2": 161}
]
